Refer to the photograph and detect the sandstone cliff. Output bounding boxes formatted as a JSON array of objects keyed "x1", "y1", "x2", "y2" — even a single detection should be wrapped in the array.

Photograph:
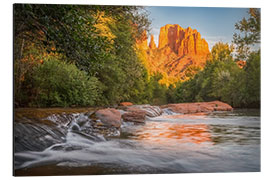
[
  {"x1": 136, "y1": 24, "x2": 210, "y2": 85},
  {"x1": 149, "y1": 34, "x2": 157, "y2": 49}
]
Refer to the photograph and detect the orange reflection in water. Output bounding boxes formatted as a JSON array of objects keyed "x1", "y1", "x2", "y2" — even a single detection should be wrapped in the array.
[
  {"x1": 162, "y1": 113, "x2": 208, "y2": 120},
  {"x1": 135, "y1": 122, "x2": 212, "y2": 145}
]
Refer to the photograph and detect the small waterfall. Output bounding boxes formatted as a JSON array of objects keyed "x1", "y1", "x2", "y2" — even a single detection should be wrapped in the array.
[
  {"x1": 132, "y1": 105, "x2": 163, "y2": 117},
  {"x1": 162, "y1": 108, "x2": 179, "y2": 115},
  {"x1": 14, "y1": 111, "x2": 120, "y2": 170}
]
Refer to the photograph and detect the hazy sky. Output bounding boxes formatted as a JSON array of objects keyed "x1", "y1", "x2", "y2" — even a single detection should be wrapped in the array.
[{"x1": 145, "y1": 6, "x2": 250, "y2": 50}]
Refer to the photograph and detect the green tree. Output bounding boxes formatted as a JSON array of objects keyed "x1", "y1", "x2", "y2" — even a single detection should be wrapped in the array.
[
  {"x1": 147, "y1": 73, "x2": 168, "y2": 105},
  {"x1": 93, "y1": 6, "x2": 151, "y2": 105},
  {"x1": 14, "y1": 4, "x2": 113, "y2": 74},
  {"x1": 32, "y1": 58, "x2": 102, "y2": 107},
  {"x1": 233, "y1": 8, "x2": 261, "y2": 107},
  {"x1": 210, "y1": 42, "x2": 234, "y2": 62},
  {"x1": 14, "y1": 4, "x2": 151, "y2": 107},
  {"x1": 244, "y1": 51, "x2": 260, "y2": 107},
  {"x1": 233, "y1": 8, "x2": 260, "y2": 60},
  {"x1": 174, "y1": 42, "x2": 246, "y2": 107}
]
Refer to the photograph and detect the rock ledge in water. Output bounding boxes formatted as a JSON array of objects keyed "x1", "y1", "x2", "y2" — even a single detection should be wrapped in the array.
[
  {"x1": 95, "y1": 108, "x2": 121, "y2": 128},
  {"x1": 123, "y1": 105, "x2": 163, "y2": 118},
  {"x1": 161, "y1": 101, "x2": 233, "y2": 114},
  {"x1": 122, "y1": 110, "x2": 146, "y2": 123}
]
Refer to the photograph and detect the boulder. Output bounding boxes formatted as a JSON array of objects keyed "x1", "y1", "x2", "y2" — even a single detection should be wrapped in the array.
[
  {"x1": 95, "y1": 108, "x2": 121, "y2": 128},
  {"x1": 122, "y1": 110, "x2": 146, "y2": 123}
]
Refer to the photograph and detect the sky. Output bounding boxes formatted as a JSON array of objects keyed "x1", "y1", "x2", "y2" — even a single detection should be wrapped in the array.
[{"x1": 145, "y1": 6, "x2": 250, "y2": 50}]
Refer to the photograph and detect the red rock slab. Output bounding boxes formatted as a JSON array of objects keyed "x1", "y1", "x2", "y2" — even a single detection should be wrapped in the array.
[
  {"x1": 95, "y1": 108, "x2": 121, "y2": 128},
  {"x1": 122, "y1": 111, "x2": 146, "y2": 123},
  {"x1": 161, "y1": 101, "x2": 232, "y2": 114}
]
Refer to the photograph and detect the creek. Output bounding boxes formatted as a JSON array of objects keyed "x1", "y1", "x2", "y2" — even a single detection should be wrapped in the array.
[{"x1": 14, "y1": 108, "x2": 260, "y2": 175}]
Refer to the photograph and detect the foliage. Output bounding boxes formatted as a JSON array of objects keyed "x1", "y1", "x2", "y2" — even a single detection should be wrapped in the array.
[
  {"x1": 244, "y1": 51, "x2": 260, "y2": 107},
  {"x1": 210, "y1": 42, "x2": 234, "y2": 62},
  {"x1": 93, "y1": 6, "x2": 151, "y2": 105},
  {"x1": 14, "y1": 4, "x2": 113, "y2": 75},
  {"x1": 233, "y1": 8, "x2": 260, "y2": 60},
  {"x1": 172, "y1": 8, "x2": 261, "y2": 108},
  {"x1": 14, "y1": 5, "x2": 260, "y2": 108},
  {"x1": 14, "y1": 4, "x2": 154, "y2": 107},
  {"x1": 148, "y1": 74, "x2": 168, "y2": 105},
  {"x1": 173, "y1": 41, "x2": 260, "y2": 108},
  {"x1": 31, "y1": 58, "x2": 102, "y2": 107}
]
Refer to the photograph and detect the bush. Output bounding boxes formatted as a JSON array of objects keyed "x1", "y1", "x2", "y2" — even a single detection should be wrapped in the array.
[{"x1": 31, "y1": 58, "x2": 102, "y2": 107}]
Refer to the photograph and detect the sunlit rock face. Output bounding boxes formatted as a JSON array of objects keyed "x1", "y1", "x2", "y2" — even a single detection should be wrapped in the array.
[
  {"x1": 136, "y1": 24, "x2": 210, "y2": 85},
  {"x1": 149, "y1": 34, "x2": 157, "y2": 49}
]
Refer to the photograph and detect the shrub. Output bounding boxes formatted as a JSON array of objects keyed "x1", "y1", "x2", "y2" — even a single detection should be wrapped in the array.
[{"x1": 32, "y1": 58, "x2": 102, "y2": 107}]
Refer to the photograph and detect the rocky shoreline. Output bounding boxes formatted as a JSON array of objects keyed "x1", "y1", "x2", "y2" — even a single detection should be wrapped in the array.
[
  {"x1": 93, "y1": 101, "x2": 232, "y2": 128},
  {"x1": 15, "y1": 100, "x2": 233, "y2": 129},
  {"x1": 14, "y1": 101, "x2": 233, "y2": 153}
]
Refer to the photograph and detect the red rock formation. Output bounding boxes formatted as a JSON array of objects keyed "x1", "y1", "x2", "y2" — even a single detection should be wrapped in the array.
[
  {"x1": 157, "y1": 24, "x2": 209, "y2": 57},
  {"x1": 136, "y1": 24, "x2": 210, "y2": 85},
  {"x1": 149, "y1": 34, "x2": 157, "y2": 49}
]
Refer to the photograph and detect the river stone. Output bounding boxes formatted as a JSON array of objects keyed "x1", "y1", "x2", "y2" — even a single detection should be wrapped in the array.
[
  {"x1": 122, "y1": 110, "x2": 146, "y2": 123},
  {"x1": 95, "y1": 108, "x2": 121, "y2": 128}
]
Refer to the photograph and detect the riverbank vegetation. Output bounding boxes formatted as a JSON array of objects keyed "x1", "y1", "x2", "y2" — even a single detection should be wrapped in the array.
[
  {"x1": 14, "y1": 4, "x2": 157, "y2": 107},
  {"x1": 14, "y1": 5, "x2": 260, "y2": 108},
  {"x1": 171, "y1": 8, "x2": 260, "y2": 108}
]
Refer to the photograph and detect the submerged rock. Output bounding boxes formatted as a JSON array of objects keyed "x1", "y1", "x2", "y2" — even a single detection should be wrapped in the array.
[
  {"x1": 95, "y1": 108, "x2": 121, "y2": 128},
  {"x1": 14, "y1": 122, "x2": 67, "y2": 152},
  {"x1": 161, "y1": 101, "x2": 233, "y2": 114}
]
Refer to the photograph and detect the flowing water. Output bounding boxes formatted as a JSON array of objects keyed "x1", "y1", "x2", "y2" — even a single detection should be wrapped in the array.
[{"x1": 14, "y1": 109, "x2": 260, "y2": 176}]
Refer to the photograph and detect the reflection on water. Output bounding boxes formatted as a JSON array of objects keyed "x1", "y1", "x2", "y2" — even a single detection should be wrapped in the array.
[
  {"x1": 14, "y1": 109, "x2": 260, "y2": 175},
  {"x1": 129, "y1": 122, "x2": 212, "y2": 145}
]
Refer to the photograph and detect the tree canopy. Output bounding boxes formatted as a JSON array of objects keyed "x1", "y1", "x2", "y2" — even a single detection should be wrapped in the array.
[
  {"x1": 14, "y1": 5, "x2": 260, "y2": 108},
  {"x1": 233, "y1": 8, "x2": 260, "y2": 60}
]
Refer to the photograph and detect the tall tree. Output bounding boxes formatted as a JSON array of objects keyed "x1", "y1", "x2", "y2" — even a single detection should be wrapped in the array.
[
  {"x1": 14, "y1": 4, "x2": 152, "y2": 107},
  {"x1": 233, "y1": 8, "x2": 260, "y2": 60}
]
